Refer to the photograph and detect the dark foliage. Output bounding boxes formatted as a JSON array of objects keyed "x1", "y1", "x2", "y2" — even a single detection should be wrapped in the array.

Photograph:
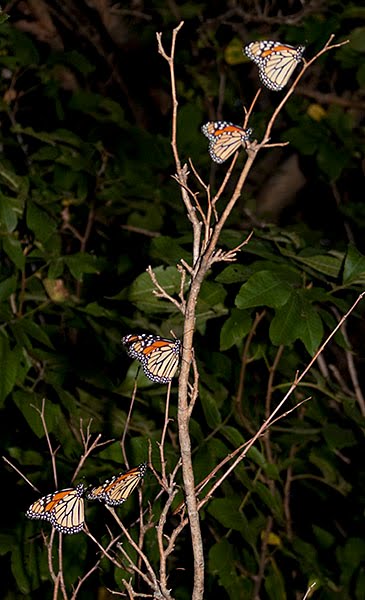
[{"x1": 0, "y1": 1, "x2": 364, "y2": 599}]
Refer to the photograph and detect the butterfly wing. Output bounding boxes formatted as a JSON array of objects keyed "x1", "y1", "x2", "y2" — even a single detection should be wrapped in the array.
[
  {"x1": 244, "y1": 41, "x2": 305, "y2": 91},
  {"x1": 142, "y1": 339, "x2": 181, "y2": 383},
  {"x1": 122, "y1": 334, "x2": 181, "y2": 383},
  {"x1": 26, "y1": 483, "x2": 85, "y2": 535},
  {"x1": 201, "y1": 121, "x2": 252, "y2": 163},
  {"x1": 122, "y1": 333, "x2": 153, "y2": 360},
  {"x1": 87, "y1": 463, "x2": 147, "y2": 506},
  {"x1": 26, "y1": 491, "x2": 60, "y2": 522}
]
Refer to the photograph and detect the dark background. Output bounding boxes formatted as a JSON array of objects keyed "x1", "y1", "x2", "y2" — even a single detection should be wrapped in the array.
[{"x1": 0, "y1": 1, "x2": 364, "y2": 599}]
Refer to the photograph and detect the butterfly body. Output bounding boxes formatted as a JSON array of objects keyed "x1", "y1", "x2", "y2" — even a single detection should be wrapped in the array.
[
  {"x1": 26, "y1": 483, "x2": 85, "y2": 534},
  {"x1": 87, "y1": 463, "x2": 147, "y2": 506},
  {"x1": 201, "y1": 121, "x2": 252, "y2": 163},
  {"x1": 244, "y1": 40, "x2": 305, "y2": 91},
  {"x1": 122, "y1": 333, "x2": 181, "y2": 383}
]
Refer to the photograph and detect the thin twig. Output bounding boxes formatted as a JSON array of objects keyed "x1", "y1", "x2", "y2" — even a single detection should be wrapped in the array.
[
  {"x1": 2, "y1": 456, "x2": 40, "y2": 492},
  {"x1": 199, "y1": 292, "x2": 365, "y2": 506},
  {"x1": 31, "y1": 398, "x2": 59, "y2": 488},
  {"x1": 121, "y1": 380, "x2": 139, "y2": 467}
]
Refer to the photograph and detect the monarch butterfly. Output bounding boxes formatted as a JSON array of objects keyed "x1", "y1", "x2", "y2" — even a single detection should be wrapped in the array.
[
  {"x1": 201, "y1": 121, "x2": 252, "y2": 164},
  {"x1": 244, "y1": 41, "x2": 305, "y2": 91},
  {"x1": 87, "y1": 463, "x2": 147, "y2": 506},
  {"x1": 25, "y1": 483, "x2": 85, "y2": 535},
  {"x1": 122, "y1": 333, "x2": 181, "y2": 384}
]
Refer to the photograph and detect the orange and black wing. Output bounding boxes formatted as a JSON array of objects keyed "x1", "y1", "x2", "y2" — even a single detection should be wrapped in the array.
[
  {"x1": 122, "y1": 334, "x2": 181, "y2": 383},
  {"x1": 201, "y1": 121, "x2": 252, "y2": 163},
  {"x1": 87, "y1": 463, "x2": 147, "y2": 506},
  {"x1": 244, "y1": 41, "x2": 305, "y2": 91},
  {"x1": 26, "y1": 483, "x2": 85, "y2": 534}
]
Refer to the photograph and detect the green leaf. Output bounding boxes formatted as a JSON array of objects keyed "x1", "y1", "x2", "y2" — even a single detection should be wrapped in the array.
[
  {"x1": 2, "y1": 236, "x2": 25, "y2": 269},
  {"x1": 343, "y1": 244, "x2": 365, "y2": 284},
  {"x1": 13, "y1": 392, "x2": 44, "y2": 437},
  {"x1": 69, "y1": 91, "x2": 126, "y2": 125},
  {"x1": 14, "y1": 319, "x2": 54, "y2": 349},
  {"x1": 312, "y1": 525, "x2": 335, "y2": 549},
  {"x1": 208, "y1": 538, "x2": 235, "y2": 576},
  {"x1": 286, "y1": 124, "x2": 321, "y2": 155},
  {"x1": 289, "y1": 252, "x2": 343, "y2": 278},
  {"x1": 150, "y1": 236, "x2": 191, "y2": 265},
  {"x1": 298, "y1": 301, "x2": 324, "y2": 355},
  {"x1": 349, "y1": 27, "x2": 365, "y2": 52},
  {"x1": 11, "y1": 546, "x2": 31, "y2": 595},
  {"x1": 198, "y1": 281, "x2": 227, "y2": 309},
  {"x1": 317, "y1": 141, "x2": 350, "y2": 181},
  {"x1": 322, "y1": 424, "x2": 356, "y2": 450},
  {"x1": 200, "y1": 387, "x2": 222, "y2": 428},
  {"x1": 64, "y1": 253, "x2": 101, "y2": 280},
  {"x1": 220, "y1": 309, "x2": 252, "y2": 350},
  {"x1": 208, "y1": 499, "x2": 254, "y2": 543},
  {"x1": 209, "y1": 539, "x2": 252, "y2": 598},
  {"x1": 337, "y1": 538, "x2": 365, "y2": 588},
  {"x1": 235, "y1": 271, "x2": 292, "y2": 309},
  {"x1": 264, "y1": 561, "x2": 287, "y2": 600},
  {"x1": 0, "y1": 533, "x2": 16, "y2": 555},
  {"x1": 76, "y1": 302, "x2": 116, "y2": 318},
  {"x1": 269, "y1": 291, "x2": 323, "y2": 354},
  {"x1": 357, "y1": 63, "x2": 365, "y2": 87},
  {"x1": 0, "y1": 12, "x2": 10, "y2": 24},
  {"x1": 0, "y1": 275, "x2": 17, "y2": 301},
  {"x1": 0, "y1": 334, "x2": 18, "y2": 406},
  {"x1": 220, "y1": 425, "x2": 245, "y2": 447},
  {"x1": 14, "y1": 126, "x2": 83, "y2": 148},
  {"x1": 48, "y1": 257, "x2": 65, "y2": 279},
  {"x1": 225, "y1": 37, "x2": 246, "y2": 65},
  {"x1": 10, "y1": 28, "x2": 39, "y2": 66},
  {"x1": 62, "y1": 50, "x2": 95, "y2": 75},
  {"x1": 127, "y1": 266, "x2": 182, "y2": 314},
  {"x1": 254, "y1": 482, "x2": 284, "y2": 521},
  {"x1": 0, "y1": 195, "x2": 20, "y2": 232},
  {"x1": 309, "y1": 450, "x2": 352, "y2": 494},
  {"x1": 0, "y1": 163, "x2": 29, "y2": 198},
  {"x1": 215, "y1": 264, "x2": 252, "y2": 284},
  {"x1": 26, "y1": 201, "x2": 58, "y2": 243},
  {"x1": 30, "y1": 145, "x2": 60, "y2": 162}
]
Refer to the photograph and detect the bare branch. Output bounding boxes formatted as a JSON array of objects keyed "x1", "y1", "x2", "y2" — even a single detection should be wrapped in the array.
[
  {"x1": 146, "y1": 265, "x2": 184, "y2": 313},
  {"x1": 121, "y1": 381, "x2": 139, "y2": 467}
]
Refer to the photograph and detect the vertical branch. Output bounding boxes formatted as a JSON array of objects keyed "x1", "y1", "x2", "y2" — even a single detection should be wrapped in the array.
[
  {"x1": 284, "y1": 445, "x2": 297, "y2": 542},
  {"x1": 57, "y1": 535, "x2": 68, "y2": 600},
  {"x1": 252, "y1": 516, "x2": 273, "y2": 600},
  {"x1": 159, "y1": 383, "x2": 172, "y2": 485},
  {"x1": 156, "y1": 24, "x2": 202, "y2": 266},
  {"x1": 32, "y1": 398, "x2": 59, "y2": 488},
  {"x1": 332, "y1": 307, "x2": 365, "y2": 416},
  {"x1": 156, "y1": 23, "x2": 205, "y2": 599},
  {"x1": 177, "y1": 269, "x2": 206, "y2": 600},
  {"x1": 156, "y1": 477, "x2": 179, "y2": 598},
  {"x1": 159, "y1": 22, "x2": 184, "y2": 171},
  {"x1": 263, "y1": 344, "x2": 284, "y2": 468}
]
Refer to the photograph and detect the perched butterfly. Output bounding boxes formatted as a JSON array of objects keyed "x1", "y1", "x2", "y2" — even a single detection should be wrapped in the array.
[
  {"x1": 201, "y1": 121, "x2": 252, "y2": 164},
  {"x1": 87, "y1": 463, "x2": 147, "y2": 506},
  {"x1": 244, "y1": 41, "x2": 305, "y2": 91},
  {"x1": 122, "y1": 333, "x2": 181, "y2": 384},
  {"x1": 26, "y1": 483, "x2": 85, "y2": 535}
]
